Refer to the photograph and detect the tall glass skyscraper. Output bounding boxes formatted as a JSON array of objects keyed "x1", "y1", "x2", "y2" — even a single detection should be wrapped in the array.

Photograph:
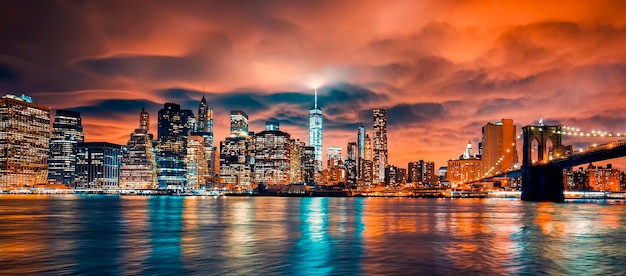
[
  {"x1": 195, "y1": 96, "x2": 216, "y2": 187},
  {"x1": 157, "y1": 103, "x2": 194, "y2": 190},
  {"x1": 48, "y1": 110, "x2": 84, "y2": 185},
  {"x1": 308, "y1": 88, "x2": 323, "y2": 172},
  {"x1": 0, "y1": 94, "x2": 50, "y2": 188},
  {"x1": 373, "y1": 109, "x2": 388, "y2": 185}
]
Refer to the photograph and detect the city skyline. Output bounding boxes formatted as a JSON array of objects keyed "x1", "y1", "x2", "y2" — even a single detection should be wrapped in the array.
[{"x1": 1, "y1": 1, "x2": 625, "y2": 168}]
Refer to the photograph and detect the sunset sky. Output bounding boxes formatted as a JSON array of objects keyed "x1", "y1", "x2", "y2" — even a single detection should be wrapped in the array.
[{"x1": 1, "y1": 0, "x2": 626, "y2": 169}]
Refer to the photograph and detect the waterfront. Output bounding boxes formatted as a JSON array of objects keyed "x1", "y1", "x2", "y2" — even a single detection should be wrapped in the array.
[{"x1": 1, "y1": 195, "x2": 626, "y2": 275}]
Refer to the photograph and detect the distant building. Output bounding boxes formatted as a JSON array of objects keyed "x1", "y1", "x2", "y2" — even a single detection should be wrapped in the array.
[
  {"x1": 48, "y1": 110, "x2": 84, "y2": 185},
  {"x1": 120, "y1": 109, "x2": 157, "y2": 190},
  {"x1": 373, "y1": 109, "x2": 388, "y2": 185},
  {"x1": 345, "y1": 142, "x2": 358, "y2": 187},
  {"x1": 302, "y1": 146, "x2": 316, "y2": 185},
  {"x1": 564, "y1": 167, "x2": 587, "y2": 190},
  {"x1": 447, "y1": 141, "x2": 482, "y2": 187},
  {"x1": 230, "y1": 110, "x2": 249, "y2": 137},
  {"x1": 75, "y1": 142, "x2": 122, "y2": 189},
  {"x1": 481, "y1": 119, "x2": 518, "y2": 176},
  {"x1": 385, "y1": 165, "x2": 401, "y2": 186},
  {"x1": 220, "y1": 111, "x2": 254, "y2": 189},
  {"x1": 587, "y1": 163, "x2": 621, "y2": 191},
  {"x1": 185, "y1": 136, "x2": 207, "y2": 190},
  {"x1": 359, "y1": 134, "x2": 374, "y2": 187},
  {"x1": 408, "y1": 160, "x2": 437, "y2": 187},
  {"x1": 327, "y1": 146, "x2": 342, "y2": 168},
  {"x1": 290, "y1": 139, "x2": 306, "y2": 184},
  {"x1": 308, "y1": 89, "x2": 323, "y2": 171},
  {"x1": 195, "y1": 96, "x2": 216, "y2": 186},
  {"x1": 156, "y1": 103, "x2": 194, "y2": 190},
  {"x1": 254, "y1": 122, "x2": 291, "y2": 186},
  {"x1": 0, "y1": 94, "x2": 50, "y2": 188},
  {"x1": 438, "y1": 166, "x2": 448, "y2": 184}
]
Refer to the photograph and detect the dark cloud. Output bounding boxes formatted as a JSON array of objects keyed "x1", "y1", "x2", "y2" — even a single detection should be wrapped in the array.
[
  {"x1": 0, "y1": 64, "x2": 20, "y2": 82},
  {"x1": 387, "y1": 103, "x2": 446, "y2": 126},
  {"x1": 71, "y1": 99, "x2": 162, "y2": 119}
]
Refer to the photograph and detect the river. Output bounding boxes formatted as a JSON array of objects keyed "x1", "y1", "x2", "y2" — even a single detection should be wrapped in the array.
[{"x1": 1, "y1": 195, "x2": 625, "y2": 275}]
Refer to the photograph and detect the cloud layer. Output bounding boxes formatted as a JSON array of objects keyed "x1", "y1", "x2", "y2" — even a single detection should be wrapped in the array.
[{"x1": 1, "y1": 0, "x2": 626, "y2": 168}]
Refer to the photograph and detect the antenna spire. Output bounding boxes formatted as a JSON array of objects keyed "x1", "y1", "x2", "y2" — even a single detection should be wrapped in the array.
[{"x1": 314, "y1": 88, "x2": 318, "y2": 109}]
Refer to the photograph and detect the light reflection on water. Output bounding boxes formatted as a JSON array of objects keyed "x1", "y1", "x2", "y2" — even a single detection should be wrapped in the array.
[{"x1": 1, "y1": 195, "x2": 626, "y2": 275}]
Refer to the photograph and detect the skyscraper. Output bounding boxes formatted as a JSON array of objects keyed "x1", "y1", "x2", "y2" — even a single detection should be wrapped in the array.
[
  {"x1": 220, "y1": 110, "x2": 254, "y2": 189},
  {"x1": 230, "y1": 110, "x2": 249, "y2": 137},
  {"x1": 326, "y1": 146, "x2": 342, "y2": 168},
  {"x1": 120, "y1": 108, "x2": 157, "y2": 190},
  {"x1": 48, "y1": 110, "x2": 84, "y2": 185},
  {"x1": 195, "y1": 96, "x2": 216, "y2": 187},
  {"x1": 372, "y1": 109, "x2": 388, "y2": 185},
  {"x1": 0, "y1": 94, "x2": 50, "y2": 188},
  {"x1": 408, "y1": 160, "x2": 437, "y2": 186},
  {"x1": 359, "y1": 134, "x2": 374, "y2": 187},
  {"x1": 481, "y1": 119, "x2": 518, "y2": 176},
  {"x1": 254, "y1": 121, "x2": 291, "y2": 185},
  {"x1": 308, "y1": 88, "x2": 323, "y2": 172},
  {"x1": 157, "y1": 103, "x2": 194, "y2": 190}
]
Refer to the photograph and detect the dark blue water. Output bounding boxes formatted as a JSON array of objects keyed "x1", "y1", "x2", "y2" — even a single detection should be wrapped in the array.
[{"x1": 1, "y1": 195, "x2": 626, "y2": 275}]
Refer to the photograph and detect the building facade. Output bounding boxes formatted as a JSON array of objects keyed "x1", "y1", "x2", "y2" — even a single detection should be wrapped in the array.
[
  {"x1": 327, "y1": 146, "x2": 342, "y2": 168},
  {"x1": 308, "y1": 88, "x2": 323, "y2": 172},
  {"x1": 48, "y1": 110, "x2": 84, "y2": 185},
  {"x1": 408, "y1": 160, "x2": 437, "y2": 187},
  {"x1": 372, "y1": 109, "x2": 388, "y2": 185},
  {"x1": 447, "y1": 141, "x2": 482, "y2": 187},
  {"x1": 120, "y1": 109, "x2": 157, "y2": 190},
  {"x1": 481, "y1": 119, "x2": 518, "y2": 176},
  {"x1": 254, "y1": 122, "x2": 291, "y2": 186},
  {"x1": 157, "y1": 103, "x2": 194, "y2": 190},
  {"x1": 75, "y1": 142, "x2": 122, "y2": 189},
  {"x1": 0, "y1": 94, "x2": 50, "y2": 188}
]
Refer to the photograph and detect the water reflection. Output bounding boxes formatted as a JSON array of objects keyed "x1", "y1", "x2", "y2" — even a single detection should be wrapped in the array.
[{"x1": 1, "y1": 195, "x2": 626, "y2": 275}]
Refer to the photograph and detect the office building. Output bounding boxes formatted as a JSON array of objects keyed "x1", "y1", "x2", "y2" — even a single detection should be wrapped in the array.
[
  {"x1": 373, "y1": 109, "x2": 388, "y2": 185},
  {"x1": 302, "y1": 146, "x2": 316, "y2": 185},
  {"x1": 359, "y1": 134, "x2": 374, "y2": 187},
  {"x1": 195, "y1": 96, "x2": 216, "y2": 187},
  {"x1": 48, "y1": 110, "x2": 84, "y2": 185},
  {"x1": 327, "y1": 146, "x2": 342, "y2": 168},
  {"x1": 482, "y1": 119, "x2": 518, "y2": 176},
  {"x1": 254, "y1": 122, "x2": 291, "y2": 185},
  {"x1": 0, "y1": 94, "x2": 50, "y2": 188},
  {"x1": 185, "y1": 136, "x2": 207, "y2": 190},
  {"x1": 308, "y1": 88, "x2": 323, "y2": 171},
  {"x1": 75, "y1": 142, "x2": 122, "y2": 189},
  {"x1": 447, "y1": 141, "x2": 482, "y2": 186},
  {"x1": 120, "y1": 108, "x2": 157, "y2": 189},
  {"x1": 157, "y1": 103, "x2": 194, "y2": 190},
  {"x1": 408, "y1": 160, "x2": 437, "y2": 187},
  {"x1": 290, "y1": 139, "x2": 306, "y2": 184},
  {"x1": 230, "y1": 110, "x2": 249, "y2": 137}
]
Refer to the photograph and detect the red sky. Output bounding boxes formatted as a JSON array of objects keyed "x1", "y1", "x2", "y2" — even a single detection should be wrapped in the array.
[{"x1": 1, "y1": 0, "x2": 626, "y2": 169}]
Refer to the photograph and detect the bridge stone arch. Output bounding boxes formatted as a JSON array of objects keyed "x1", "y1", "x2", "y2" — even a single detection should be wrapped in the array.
[
  {"x1": 521, "y1": 124, "x2": 565, "y2": 202},
  {"x1": 522, "y1": 125, "x2": 563, "y2": 166}
]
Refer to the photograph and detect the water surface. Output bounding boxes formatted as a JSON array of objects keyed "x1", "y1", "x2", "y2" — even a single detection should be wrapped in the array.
[{"x1": 1, "y1": 195, "x2": 625, "y2": 275}]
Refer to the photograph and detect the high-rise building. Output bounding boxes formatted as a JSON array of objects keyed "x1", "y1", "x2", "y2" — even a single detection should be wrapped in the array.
[
  {"x1": 447, "y1": 141, "x2": 482, "y2": 187},
  {"x1": 359, "y1": 134, "x2": 374, "y2": 187},
  {"x1": 230, "y1": 110, "x2": 249, "y2": 137},
  {"x1": 586, "y1": 163, "x2": 621, "y2": 191},
  {"x1": 302, "y1": 146, "x2": 316, "y2": 185},
  {"x1": 195, "y1": 96, "x2": 216, "y2": 187},
  {"x1": 0, "y1": 94, "x2": 50, "y2": 189},
  {"x1": 290, "y1": 139, "x2": 306, "y2": 184},
  {"x1": 120, "y1": 109, "x2": 157, "y2": 190},
  {"x1": 48, "y1": 110, "x2": 84, "y2": 185},
  {"x1": 254, "y1": 122, "x2": 291, "y2": 185},
  {"x1": 220, "y1": 110, "x2": 253, "y2": 189},
  {"x1": 157, "y1": 103, "x2": 194, "y2": 190},
  {"x1": 408, "y1": 160, "x2": 437, "y2": 186},
  {"x1": 482, "y1": 119, "x2": 518, "y2": 177},
  {"x1": 385, "y1": 165, "x2": 403, "y2": 186},
  {"x1": 345, "y1": 142, "x2": 358, "y2": 187},
  {"x1": 75, "y1": 142, "x2": 122, "y2": 189},
  {"x1": 326, "y1": 146, "x2": 342, "y2": 168},
  {"x1": 372, "y1": 109, "x2": 388, "y2": 185},
  {"x1": 308, "y1": 88, "x2": 323, "y2": 172},
  {"x1": 185, "y1": 136, "x2": 207, "y2": 190},
  {"x1": 219, "y1": 136, "x2": 253, "y2": 189}
]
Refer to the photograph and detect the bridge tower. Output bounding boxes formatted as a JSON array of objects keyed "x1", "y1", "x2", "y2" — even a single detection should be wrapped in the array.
[{"x1": 521, "y1": 124, "x2": 565, "y2": 202}]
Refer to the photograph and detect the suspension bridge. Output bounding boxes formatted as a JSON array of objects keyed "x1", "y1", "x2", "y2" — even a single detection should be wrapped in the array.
[{"x1": 465, "y1": 122, "x2": 626, "y2": 202}]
